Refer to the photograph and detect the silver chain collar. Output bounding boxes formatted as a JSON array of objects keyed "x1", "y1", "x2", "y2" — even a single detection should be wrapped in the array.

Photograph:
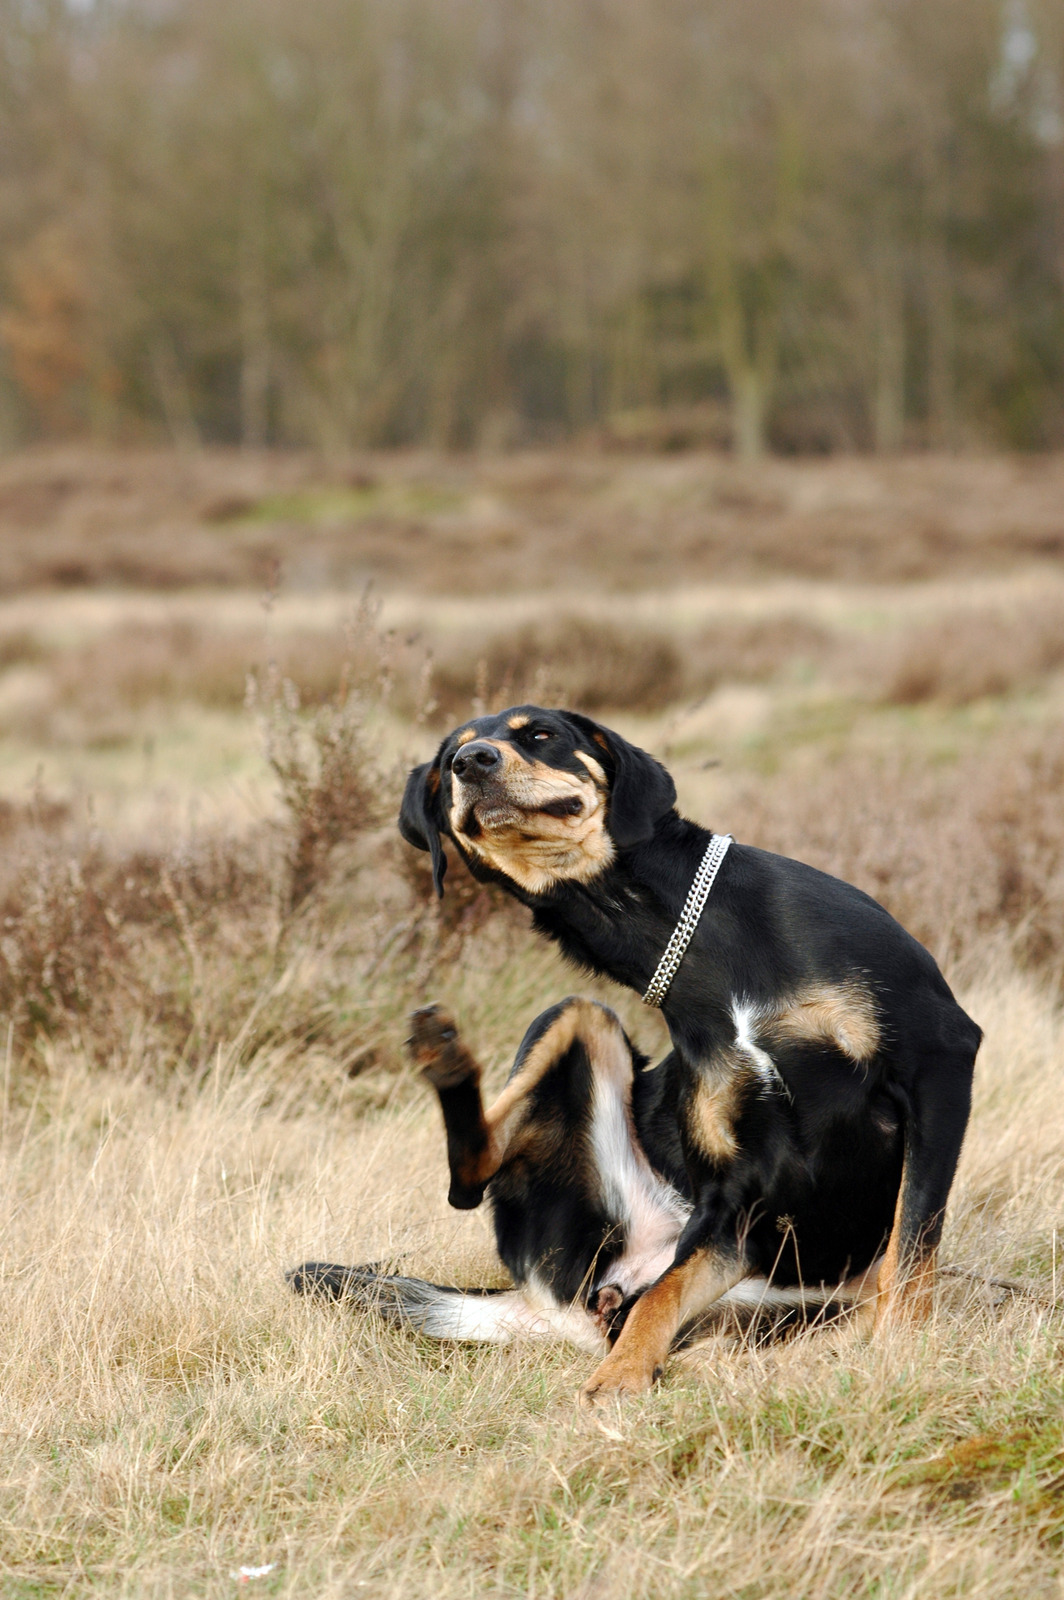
[{"x1": 641, "y1": 833, "x2": 733, "y2": 1008}]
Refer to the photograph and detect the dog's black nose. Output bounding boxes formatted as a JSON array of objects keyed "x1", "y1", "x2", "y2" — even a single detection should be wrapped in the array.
[{"x1": 452, "y1": 741, "x2": 502, "y2": 782}]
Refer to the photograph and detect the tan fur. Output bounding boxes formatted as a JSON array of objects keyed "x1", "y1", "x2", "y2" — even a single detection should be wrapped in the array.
[
  {"x1": 763, "y1": 979, "x2": 880, "y2": 1063},
  {"x1": 450, "y1": 743, "x2": 615, "y2": 894},
  {"x1": 484, "y1": 999, "x2": 622, "y2": 1156},
  {"x1": 581, "y1": 1249, "x2": 746, "y2": 1401},
  {"x1": 573, "y1": 749, "x2": 608, "y2": 786},
  {"x1": 688, "y1": 1057, "x2": 746, "y2": 1162},
  {"x1": 456, "y1": 727, "x2": 477, "y2": 745},
  {"x1": 411, "y1": 999, "x2": 626, "y2": 1191},
  {"x1": 873, "y1": 1165, "x2": 937, "y2": 1331},
  {"x1": 507, "y1": 714, "x2": 529, "y2": 729}
]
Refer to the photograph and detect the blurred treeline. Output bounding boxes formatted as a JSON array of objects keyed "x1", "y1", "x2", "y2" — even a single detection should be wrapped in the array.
[{"x1": 1, "y1": 0, "x2": 1062, "y2": 455}]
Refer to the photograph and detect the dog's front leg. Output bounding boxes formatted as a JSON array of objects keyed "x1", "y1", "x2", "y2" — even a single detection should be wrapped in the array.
[{"x1": 579, "y1": 1247, "x2": 746, "y2": 1404}]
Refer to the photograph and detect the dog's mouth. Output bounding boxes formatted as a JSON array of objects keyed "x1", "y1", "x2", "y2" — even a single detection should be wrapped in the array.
[{"x1": 456, "y1": 792, "x2": 584, "y2": 837}]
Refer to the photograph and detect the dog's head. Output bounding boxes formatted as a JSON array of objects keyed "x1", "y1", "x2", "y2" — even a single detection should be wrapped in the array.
[{"x1": 399, "y1": 707, "x2": 677, "y2": 897}]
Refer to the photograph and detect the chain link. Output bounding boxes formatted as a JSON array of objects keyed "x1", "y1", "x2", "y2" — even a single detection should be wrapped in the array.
[{"x1": 641, "y1": 834, "x2": 733, "y2": 1008}]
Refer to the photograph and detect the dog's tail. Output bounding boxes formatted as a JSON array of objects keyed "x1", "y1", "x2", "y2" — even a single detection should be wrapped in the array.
[{"x1": 286, "y1": 1260, "x2": 546, "y2": 1343}]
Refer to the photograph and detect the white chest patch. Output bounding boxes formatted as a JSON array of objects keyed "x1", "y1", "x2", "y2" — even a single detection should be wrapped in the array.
[{"x1": 729, "y1": 998, "x2": 787, "y2": 1092}]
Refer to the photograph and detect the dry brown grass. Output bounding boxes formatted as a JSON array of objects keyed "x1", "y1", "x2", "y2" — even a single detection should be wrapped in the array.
[
  {"x1": 1, "y1": 448, "x2": 1063, "y2": 1596},
  {"x1": 0, "y1": 964, "x2": 1059, "y2": 1599}
]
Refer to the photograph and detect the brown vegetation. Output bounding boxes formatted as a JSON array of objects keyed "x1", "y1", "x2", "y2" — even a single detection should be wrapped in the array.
[
  {"x1": 861, "y1": 599, "x2": 1064, "y2": 707},
  {"x1": 0, "y1": 449, "x2": 1062, "y2": 1596},
  {"x1": 736, "y1": 723, "x2": 1064, "y2": 983},
  {"x1": 3, "y1": 449, "x2": 1064, "y2": 597}
]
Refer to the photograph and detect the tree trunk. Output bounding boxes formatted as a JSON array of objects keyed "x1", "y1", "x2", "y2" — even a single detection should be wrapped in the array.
[
  {"x1": 873, "y1": 235, "x2": 905, "y2": 453},
  {"x1": 733, "y1": 364, "x2": 768, "y2": 461},
  {"x1": 149, "y1": 334, "x2": 199, "y2": 453},
  {"x1": 238, "y1": 201, "x2": 269, "y2": 451},
  {"x1": 924, "y1": 222, "x2": 955, "y2": 449}
]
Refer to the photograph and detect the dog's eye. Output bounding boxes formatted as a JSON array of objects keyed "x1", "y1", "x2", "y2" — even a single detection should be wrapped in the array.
[{"x1": 532, "y1": 730, "x2": 552, "y2": 742}]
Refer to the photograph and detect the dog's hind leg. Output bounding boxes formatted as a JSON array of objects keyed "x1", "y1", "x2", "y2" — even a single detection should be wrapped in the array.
[
  {"x1": 485, "y1": 998, "x2": 692, "y2": 1318},
  {"x1": 873, "y1": 1028, "x2": 978, "y2": 1330},
  {"x1": 291, "y1": 999, "x2": 691, "y2": 1353},
  {"x1": 406, "y1": 1003, "x2": 498, "y2": 1209},
  {"x1": 407, "y1": 996, "x2": 671, "y2": 1221},
  {"x1": 405, "y1": 997, "x2": 691, "y2": 1338}
]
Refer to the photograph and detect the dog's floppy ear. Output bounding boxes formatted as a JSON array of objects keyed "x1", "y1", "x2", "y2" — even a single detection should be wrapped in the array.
[
  {"x1": 564, "y1": 713, "x2": 677, "y2": 849},
  {"x1": 399, "y1": 760, "x2": 447, "y2": 897}
]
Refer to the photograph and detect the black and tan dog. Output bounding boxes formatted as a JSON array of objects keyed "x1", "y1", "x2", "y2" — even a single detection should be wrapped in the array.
[{"x1": 290, "y1": 707, "x2": 981, "y2": 1403}]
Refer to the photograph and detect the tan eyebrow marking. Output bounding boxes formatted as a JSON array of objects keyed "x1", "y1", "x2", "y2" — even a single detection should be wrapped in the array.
[
  {"x1": 456, "y1": 728, "x2": 477, "y2": 745},
  {"x1": 507, "y1": 714, "x2": 529, "y2": 730}
]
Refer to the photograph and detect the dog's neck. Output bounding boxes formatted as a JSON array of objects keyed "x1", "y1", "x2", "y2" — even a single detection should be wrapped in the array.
[{"x1": 526, "y1": 812, "x2": 731, "y2": 1040}]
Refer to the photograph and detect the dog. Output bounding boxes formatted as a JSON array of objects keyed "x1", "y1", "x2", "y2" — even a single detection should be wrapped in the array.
[{"x1": 289, "y1": 706, "x2": 981, "y2": 1404}]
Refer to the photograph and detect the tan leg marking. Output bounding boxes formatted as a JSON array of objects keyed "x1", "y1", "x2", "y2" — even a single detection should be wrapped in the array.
[
  {"x1": 873, "y1": 1173, "x2": 937, "y2": 1332},
  {"x1": 580, "y1": 1250, "x2": 746, "y2": 1404},
  {"x1": 483, "y1": 1000, "x2": 625, "y2": 1162},
  {"x1": 412, "y1": 1000, "x2": 627, "y2": 1192},
  {"x1": 823, "y1": 1254, "x2": 886, "y2": 1341},
  {"x1": 688, "y1": 1057, "x2": 746, "y2": 1163}
]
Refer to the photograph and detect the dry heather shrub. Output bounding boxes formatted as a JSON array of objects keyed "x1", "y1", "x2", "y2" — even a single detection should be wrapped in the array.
[
  {"x1": 0, "y1": 612, "x2": 512, "y2": 1073},
  {"x1": 0, "y1": 627, "x2": 42, "y2": 670},
  {"x1": 0, "y1": 829, "x2": 277, "y2": 1059},
  {"x1": 684, "y1": 615, "x2": 831, "y2": 693},
  {"x1": 429, "y1": 613, "x2": 831, "y2": 718},
  {"x1": 43, "y1": 619, "x2": 402, "y2": 717},
  {"x1": 399, "y1": 838, "x2": 527, "y2": 980},
  {"x1": 0, "y1": 850, "x2": 128, "y2": 1045},
  {"x1": 737, "y1": 720, "x2": 1064, "y2": 983},
  {"x1": 253, "y1": 666, "x2": 384, "y2": 917},
  {"x1": 430, "y1": 616, "x2": 683, "y2": 716},
  {"x1": 863, "y1": 598, "x2": 1064, "y2": 706}
]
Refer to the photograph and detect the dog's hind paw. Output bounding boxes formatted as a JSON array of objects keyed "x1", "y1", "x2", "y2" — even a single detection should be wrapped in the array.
[{"x1": 405, "y1": 1004, "x2": 479, "y2": 1090}]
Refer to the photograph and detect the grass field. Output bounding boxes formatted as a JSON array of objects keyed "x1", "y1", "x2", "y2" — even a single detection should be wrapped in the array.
[{"x1": 0, "y1": 448, "x2": 1062, "y2": 1598}]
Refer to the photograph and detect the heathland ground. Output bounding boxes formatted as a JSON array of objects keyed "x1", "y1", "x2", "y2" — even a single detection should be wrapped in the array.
[{"x1": 0, "y1": 448, "x2": 1062, "y2": 1598}]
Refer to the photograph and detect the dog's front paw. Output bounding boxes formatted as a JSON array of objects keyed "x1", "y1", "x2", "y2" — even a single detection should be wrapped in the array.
[
  {"x1": 578, "y1": 1350, "x2": 662, "y2": 1408},
  {"x1": 405, "y1": 1004, "x2": 477, "y2": 1090}
]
